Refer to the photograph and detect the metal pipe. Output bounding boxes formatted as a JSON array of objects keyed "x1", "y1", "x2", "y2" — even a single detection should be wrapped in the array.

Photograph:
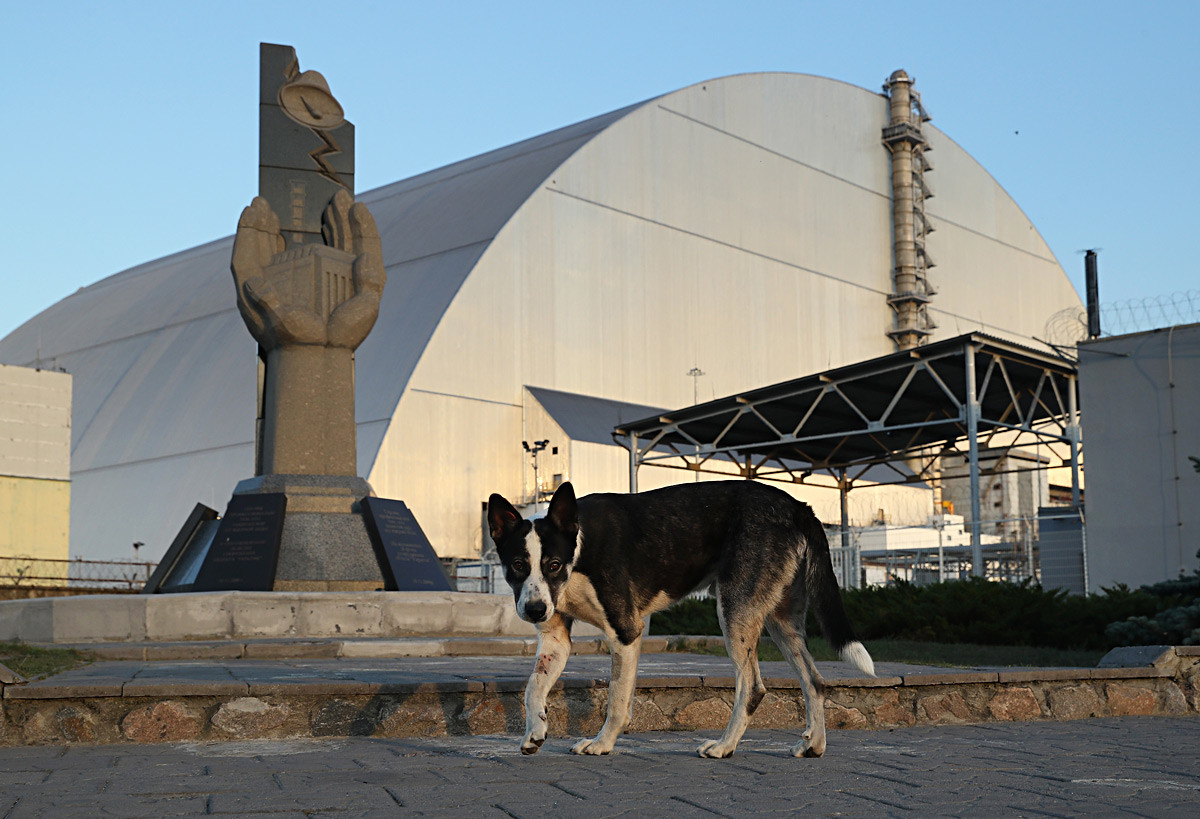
[{"x1": 1085, "y1": 250, "x2": 1101, "y2": 339}]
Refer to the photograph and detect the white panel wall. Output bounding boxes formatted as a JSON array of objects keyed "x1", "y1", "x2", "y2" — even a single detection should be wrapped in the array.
[
  {"x1": 370, "y1": 73, "x2": 1083, "y2": 559},
  {"x1": 0, "y1": 364, "x2": 71, "y2": 481},
  {"x1": 1080, "y1": 324, "x2": 1200, "y2": 588}
]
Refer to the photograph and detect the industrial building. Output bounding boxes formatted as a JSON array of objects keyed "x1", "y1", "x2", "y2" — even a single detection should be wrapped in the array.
[
  {"x1": 1079, "y1": 323, "x2": 1200, "y2": 589},
  {"x1": 0, "y1": 71, "x2": 1083, "y2": 565},
  {"x1": 0, "y1": 364, "x2": 71, "y2": 583}
]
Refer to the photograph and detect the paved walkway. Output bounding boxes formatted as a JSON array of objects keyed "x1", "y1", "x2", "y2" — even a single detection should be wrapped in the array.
[{"x1": 1, "y1": 717, "x2": 1197, "y2": 817}]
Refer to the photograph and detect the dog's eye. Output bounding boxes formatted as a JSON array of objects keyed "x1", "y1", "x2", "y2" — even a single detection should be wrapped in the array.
[
  {"x1": 511, "y1": 559, "x2": 527, "y2": 572},
  {"x1": 546, "y1": 559, "x2": 562, "y2": 573}
]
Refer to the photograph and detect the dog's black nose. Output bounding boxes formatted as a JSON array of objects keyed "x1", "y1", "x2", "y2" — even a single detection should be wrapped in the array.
[{"x1": 524, "y1": 601, "x2": 548, "y2": 622}]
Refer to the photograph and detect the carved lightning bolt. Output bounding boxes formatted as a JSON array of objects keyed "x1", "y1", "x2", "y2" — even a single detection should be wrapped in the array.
[{"x1": 310, "y1": 129, "x2": 347, "y2": 188}]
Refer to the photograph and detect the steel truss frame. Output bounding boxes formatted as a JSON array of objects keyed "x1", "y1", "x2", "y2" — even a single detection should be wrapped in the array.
[{"x1": 613, "y1": 333, "x2": 1082, "y2": 576}]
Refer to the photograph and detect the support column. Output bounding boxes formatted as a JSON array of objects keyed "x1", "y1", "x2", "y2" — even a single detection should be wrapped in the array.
[
  {"x1": 1067, "y1": 374, "x2": 1082, "y2": 508},
  {"x1": 628, "y1": 432, "x2": 639, "y2": 494},
  {"x1": 965, "y1": 344, "x2": 983, "y2": 577},
  {"x1": 839, "y1": 468, "x2": 851, "y2": 588}
]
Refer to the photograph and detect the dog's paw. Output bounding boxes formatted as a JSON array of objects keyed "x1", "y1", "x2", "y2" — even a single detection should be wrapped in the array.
[
  {"x1": 570, "y1": 738, "x2": 612, "y2": 755},
  {"x1": 697, "y1": 739, "x2": 736, "y2": 759},
  {"x1": 520, "y1": 735, "x2": 545, "y2": 755},
  {"x1": 790, "y1": 737, "x2": 825, "y2": 758}
]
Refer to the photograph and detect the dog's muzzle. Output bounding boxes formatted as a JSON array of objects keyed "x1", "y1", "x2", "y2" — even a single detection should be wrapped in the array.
[{"x1": 523, "y1": 600, "x2": 548, "y2": 622}]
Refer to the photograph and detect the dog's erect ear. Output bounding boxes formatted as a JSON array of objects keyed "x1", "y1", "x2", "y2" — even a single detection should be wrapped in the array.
[
  {"x1": 546, "y1": 482, "x2": 578, "y2": 535},
  {"x1": 487, "y1": 493, "x2": 522, "y2": 542}
]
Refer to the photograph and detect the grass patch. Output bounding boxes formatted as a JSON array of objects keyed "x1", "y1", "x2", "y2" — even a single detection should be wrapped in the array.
[
  {"x1": 666, "y1": 636, "x2": 1105, "y2": 668},
  {"x1": 0, "y1": 641, "x2": 91, "y2": 680}
]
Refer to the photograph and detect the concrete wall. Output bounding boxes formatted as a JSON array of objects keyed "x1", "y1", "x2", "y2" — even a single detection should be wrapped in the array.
[
  {"x1": 1079, "y1": 323, "x2": 1200, "y2": 588},
  {"x1": 0, "y1": 364, "x2": 71, "y2": 571}
]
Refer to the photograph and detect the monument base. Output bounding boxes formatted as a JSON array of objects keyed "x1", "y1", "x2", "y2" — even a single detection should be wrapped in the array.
[{"x1": 233, "y1": 474, "x2": 387, "y2": 592}]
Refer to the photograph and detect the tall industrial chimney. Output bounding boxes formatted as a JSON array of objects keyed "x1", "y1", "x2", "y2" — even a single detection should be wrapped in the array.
[{"x1": 882, "y1": 70, "x2": 935, "y2": 350}]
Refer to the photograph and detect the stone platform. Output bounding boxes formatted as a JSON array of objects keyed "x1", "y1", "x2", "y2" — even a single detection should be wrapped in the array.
[
  {"x1": 0, "y1": 591, "x2": 602, "y2": 644},
  {"x1": 1, "y1": 641, "x2": 1196, "y2": 747}
]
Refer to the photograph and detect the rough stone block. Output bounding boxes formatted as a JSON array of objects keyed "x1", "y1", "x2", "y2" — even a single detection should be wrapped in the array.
[
  {"x1": 55, "y1": 705, "x2": 99, "y2": 743},
  {"x1": 1046, "y1": 684, "x2": 1103, "y2": 720},
  {"x1": 917, "y1": 690, "x2": 972, "y2": 723},
  {"x1": 629, "y1": 696, "x2": 671, "y2": 732},
  {"x1": 1105, "y1": 683, "x2": 1157, "y2": 716},
  {"x1": 378, "y1": 693, "x2": 448, "y2": 737},
  {"x1": 674, "y1": 697, "x2": 732, "y2": 730},
  {"x1": 1162, "y1": 682, "x2": 1189, "y2": 715},
  {"x1": 311, "y1": 699, "x2": 375, "y2": 737},
  {"x1": 750, "y1": 692, "x2": 799, "y2": 729},
  {"x1": 987, "y1": 687, "x2": 1043, "y2": 721},
  {"x1": 873, "y1": 689, "x2": 916, "y2": 726},
  {"x1": 120, "y1": 701, "x2": 204, "y2": 742},
  {"x1": 457, "y1": 694, "x2": 511, "y2": 735},
  {"x1": 824, "y1": 700, "x2": 869, "y2": 729},
  {"x1": 211, "y1": 697, "x2": 291, "y2": 737}
]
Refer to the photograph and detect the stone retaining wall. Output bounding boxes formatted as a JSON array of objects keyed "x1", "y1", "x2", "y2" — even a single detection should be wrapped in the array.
[{"x1": 3, "y1": 647, "x2": 1196, "y2": 747}]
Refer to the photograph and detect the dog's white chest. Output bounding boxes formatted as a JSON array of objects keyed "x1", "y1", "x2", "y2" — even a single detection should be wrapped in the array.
[{"x1": 559, "y1": 572, "x2": 608, "y2": 628}]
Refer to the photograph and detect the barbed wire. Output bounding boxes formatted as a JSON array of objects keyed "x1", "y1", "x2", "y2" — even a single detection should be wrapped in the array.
[
  {"x1": 1100, "y1": 290, "x2": 1200, "y2": 336},
  {"x1": 1044, "y1": 289, "x2": 1200, "y2": 345}
]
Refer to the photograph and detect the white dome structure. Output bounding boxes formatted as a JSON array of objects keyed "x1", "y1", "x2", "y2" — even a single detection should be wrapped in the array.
[{"x1": 0, "y1": 72, "x2": 1082, "y2": 562}]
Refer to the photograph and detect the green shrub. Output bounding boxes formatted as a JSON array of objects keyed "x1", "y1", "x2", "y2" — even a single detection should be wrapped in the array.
[
  {"x1": 648, "y1": 578, "x2": 1169, "y2": 651},
  {"x1": 649, "y1": 597, "x2": 720, "y2": 635},
  {"x1": 1104, "y1": 549, "x2": 1200, "y2": 646}
]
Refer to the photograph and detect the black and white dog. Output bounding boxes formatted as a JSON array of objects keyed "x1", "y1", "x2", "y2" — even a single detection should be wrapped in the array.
[{"x1": 487, "y1": 480, "x2": 874, "y2": 759}]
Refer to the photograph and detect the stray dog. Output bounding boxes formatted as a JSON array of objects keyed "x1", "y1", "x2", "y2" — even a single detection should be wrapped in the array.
[{"x1": 487, "y1": 480, "x2": 874, "y2": 758}]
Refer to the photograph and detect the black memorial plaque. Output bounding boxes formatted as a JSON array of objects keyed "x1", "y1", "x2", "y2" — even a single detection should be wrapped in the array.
[
  {"x1": 191, "y1": 493, "x2": 287, "y2": 592},
  {"x1": 361, "y1": 497, "x2": 452, "y2": 591}
]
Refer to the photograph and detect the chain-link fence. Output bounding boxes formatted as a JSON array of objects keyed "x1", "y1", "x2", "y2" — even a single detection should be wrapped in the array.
[{"x1": 0, "y1": 556, "x2": 156, "y2": 593}]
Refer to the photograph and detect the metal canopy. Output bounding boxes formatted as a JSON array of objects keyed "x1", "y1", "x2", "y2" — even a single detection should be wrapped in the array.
[{"x1": 614, "y1": 333, "x2": 1082, "y2": 576}]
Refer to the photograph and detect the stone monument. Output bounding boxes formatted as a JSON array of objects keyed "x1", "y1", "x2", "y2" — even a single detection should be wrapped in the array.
[{"x1": 163, "y1": 43, "x2": 448, "y2": 593}]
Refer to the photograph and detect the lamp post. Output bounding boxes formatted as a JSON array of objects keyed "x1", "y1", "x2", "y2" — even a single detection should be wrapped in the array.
[{"x1": 522, "y1": 439, "x2": 550, "y2": 513}]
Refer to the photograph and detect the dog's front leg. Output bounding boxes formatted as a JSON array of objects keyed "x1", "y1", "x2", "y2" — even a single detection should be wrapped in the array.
[
  {"x1": 571, "y1": 631, "x2": 641, "y2": 755},
  {"x1": 521, "y1": 613, "x2": 571, "y2": 755}
]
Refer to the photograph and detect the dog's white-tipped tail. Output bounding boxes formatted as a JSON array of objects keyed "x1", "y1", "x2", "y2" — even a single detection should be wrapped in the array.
[{"x1": 840, "y1": 640, "x2": 875, "y2": 677}]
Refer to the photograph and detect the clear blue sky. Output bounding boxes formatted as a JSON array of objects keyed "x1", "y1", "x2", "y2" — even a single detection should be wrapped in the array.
[{"x1": 3, "y1": 0, "x2": 1197, "y2": 342}]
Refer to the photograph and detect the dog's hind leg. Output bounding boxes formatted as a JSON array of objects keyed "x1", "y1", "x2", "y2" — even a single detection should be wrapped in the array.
[
  {"x1": 765, "y1": 607, "x2": 827, "y2": 758},
  {"x1": 571, "y1": 626, "x2": 642, "y2": 755},
  {"x1": 697, "y1": 596, "x2": 766, "y2": 759},
  {"x1": 521, "y1": 613, "x2": 571, "y2": 755}
]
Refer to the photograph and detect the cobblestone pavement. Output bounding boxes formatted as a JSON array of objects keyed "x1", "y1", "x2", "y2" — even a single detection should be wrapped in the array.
[{"x1": 1, "y1": 717, "x2": 1198, "y2": 817}]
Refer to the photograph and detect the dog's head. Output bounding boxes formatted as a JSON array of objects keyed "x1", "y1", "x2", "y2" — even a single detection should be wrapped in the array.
[{"x1": 486, "y1": 482, "x2": 580, "y2": 624}]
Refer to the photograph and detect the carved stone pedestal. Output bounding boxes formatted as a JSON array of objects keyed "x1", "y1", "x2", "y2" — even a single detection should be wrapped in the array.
[{"x1": 232, "y1": 474, "x2": 385, "y2": 592}]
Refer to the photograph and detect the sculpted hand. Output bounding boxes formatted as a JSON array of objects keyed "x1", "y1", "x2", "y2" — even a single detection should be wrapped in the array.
[
  {"x1": 322, "y1": 189, "x2": 387, "y2": 349},
  {"x1": 230, "y1": 196, "x2": 326, "y2": 346},
  {"x1": 230, "y1": 191, "x2": 386, "y2": 350}
]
